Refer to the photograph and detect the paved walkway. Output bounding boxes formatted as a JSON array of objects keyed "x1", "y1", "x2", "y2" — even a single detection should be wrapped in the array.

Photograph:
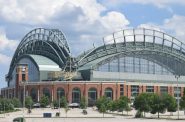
[{"x1": 0, "y1": 108, "x2": 185, "y2": 122}]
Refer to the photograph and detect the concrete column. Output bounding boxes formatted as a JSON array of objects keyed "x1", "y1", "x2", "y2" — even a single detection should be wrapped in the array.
[
  {"x1": 51, "y1": 87, "x2": 54, "y2": 102},
  {"x1": 37, "y1": 88, "x2": 40, "y2": 102}
]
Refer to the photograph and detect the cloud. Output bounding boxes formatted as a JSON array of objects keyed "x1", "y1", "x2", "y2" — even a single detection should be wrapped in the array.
[
  {"x1": 100, "y1": 0, "x2": 185, "y2": 8},
  {"x1": 138, "y1": 23, "x2": 163, "y2": 32},
  {"x1": 0, "y1": 0, "x2": 130, "y2": 55},
  {"x1": 137, "y1": 15, "x2": 185, "y2": 42},
  {"x1": 163, "y1": 15, "x2": 185, "y2": 41},
  {"x1": 0, "y1": 53, "x2": 11, "y2": 65},
  {"x1": 0, "y1": 29, "x2": 18, "y2": 51}
]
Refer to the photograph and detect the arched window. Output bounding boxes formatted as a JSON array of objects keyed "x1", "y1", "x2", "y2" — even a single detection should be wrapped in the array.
[
  {"x1": 104, "y1": 88, "x2": 113, "y2": 100},
  {"x1": 43, "y1": 88, "x2": 50, "y2": 99},
  {"x1": 88, "y1": 88, "x2": 97, "y2": 106},
  {"x1": 57, "y1": 88, "x2": 65, "y2": 99},
  {"x1": 30, "y1": 88, "x2": 37, "y2": 102},
  {"x1": 72, "y1": 88, "x2": 81, "y2": 103}
]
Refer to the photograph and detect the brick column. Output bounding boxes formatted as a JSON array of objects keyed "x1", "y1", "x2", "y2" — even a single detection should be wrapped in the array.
[
  {"x1": 127, "y1": 85, "x2": 131, "y2": 99},
  {"x1": 154, "y1": 86, "x2": 158, "y2": 94},
  {"x1": 181, "y1": 87, "x2": 184, "y2": 97},
  {"x1": 124, "y1": 84, "x2": 127, "y2": 97},
  {"x1": 143, "y1": 85, "x2": 146, "y2": 92},
  {"x1": 139, "y1": 85, "x2": 142, "y2": 94}
]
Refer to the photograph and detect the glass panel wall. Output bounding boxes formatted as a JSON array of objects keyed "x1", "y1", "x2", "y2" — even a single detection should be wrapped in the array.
[
  {"x1": 88, "y1": 88, "x2": 97, "y2": 106},
  {"x1": 72, "y1": 88, "x2": 81, "y2": 103},
  {"x1": 96, "y1": 56, "x2": 172, "y2": 75},
  {"x1": 57, "y1": 88, "x2": 65, "y2": 99},
  {"x1": 104, "y1": 88, "x2": 113, "y2": 100}
]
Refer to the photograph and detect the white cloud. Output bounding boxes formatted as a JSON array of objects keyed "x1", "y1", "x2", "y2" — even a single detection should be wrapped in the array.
[
  {"x1": 0, "y1": 53, "x2": 11, "y2": 65},
  {"x1": 101, "y1": 0, "x2": 185, "y2": 8},
  {"x1": 101, "y1": 11, "x2": 129, "y2": 31},
  {"x1": 0, "y1": 0, "x2": 130, "y2": 54},
  {"x1": 137, "y1": 15, "x2": 185, "y2": 42},
  {"x1": 0, "y1": 29, "x2": 18, "y2": 51},
  {"x1": 163, "y1": 15, "x2": 185, "y2": 41}
]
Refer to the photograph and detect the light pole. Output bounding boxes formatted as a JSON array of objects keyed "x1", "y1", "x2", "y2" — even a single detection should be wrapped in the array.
[
  {"x1": 23, "y1": 81, "x2": 26, "y2": 119},
  {"x1": 58, "y1": 91, "x2": 61, "y2": 115},
  {"x1": 175, "y1": 75, "x2": 180, "y2": 120}
]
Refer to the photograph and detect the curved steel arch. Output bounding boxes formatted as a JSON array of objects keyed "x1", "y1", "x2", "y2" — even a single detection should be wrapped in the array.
[
  {"x1": 77, "y1": 28, "x2": 185, "y2": 75},
  {"x1": 7, "y1": 28, "x2": 71, "y2": 79}
]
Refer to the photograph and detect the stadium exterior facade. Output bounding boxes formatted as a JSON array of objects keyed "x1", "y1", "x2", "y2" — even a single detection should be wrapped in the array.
[{"x1": 1, "y1": 28, "x2": 185, "y2": 105}]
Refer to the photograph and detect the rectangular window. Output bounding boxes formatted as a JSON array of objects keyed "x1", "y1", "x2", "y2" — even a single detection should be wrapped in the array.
[
  {"x1": 174, "y1": 87, "x2": 181, "y2": 98},
  {"x1": 131, "y1": 85, "x2": 139, "y2": 97},
  {"x1": 120, "y1": 84, "x2": 124, "y2": 96},
  {"x1": 146, "y1": 86, "x2": 154, "y2": 93},
  {"x1": 160, "y1": 86, "x2": 168, "y2": 94},
  {"x1": 22, "y1": 74, "x2": 26, "y2": 82}
]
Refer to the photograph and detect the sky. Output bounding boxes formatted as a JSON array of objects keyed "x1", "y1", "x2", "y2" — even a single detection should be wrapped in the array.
[{"x1": 0, "y1": 0, "x2": 185, "y2": 89}]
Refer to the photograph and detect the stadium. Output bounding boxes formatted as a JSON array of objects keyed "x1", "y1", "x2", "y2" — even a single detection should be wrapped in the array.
[{"x1": 1, "y1": 28, "x2": 185, "y2": 106}]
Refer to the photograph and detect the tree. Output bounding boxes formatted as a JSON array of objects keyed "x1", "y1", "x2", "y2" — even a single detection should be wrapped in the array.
[
  {"x1": 60, "y1": 96, "x2": 67, "y2": 108},
  {"x1": 134, "y1": 93, "x2": 151, "y2": 117},
  {"x1": 150, "y1": 93, "x2": 166, "y2": 118},
  {"x1": 1, "y1": 98, "x2": 14, "y2": 111},
  {"x1": 180, "y1": 88, "x2": 185, "y2": 115},
  {"x1": 52, "y1": 100, "x2": 58, "y2": 108},
  {"x1": 100, "y1": 104, "x2": 106, "y2": 117},
  {"x1": 11, "y1": 98, "x2": 21, "y2": 108},
  {"x1": 107, "y1": 100, "x2": 118, "y2": 112},
  {"x1": 118, "y1": 96, "x2": 130, "y2": 115},
  {"x1": 80, "y1": 96, "x2": 87, "y2": 109},
  {"x1": 96, "y1": 96, "x2": 110, "y2": 111},
  {"x1": 25, "y1": 96, "x2": 33, "y2": 109},
  {"x1": 64, "y1": 105, "x2": 70, "y2": 117},
  {"x1": 162, "y1": 94, "x2": 177, "y2": 114},
  {"x1": 40, "y1": 95, "x2": 49, "y2": 108}
]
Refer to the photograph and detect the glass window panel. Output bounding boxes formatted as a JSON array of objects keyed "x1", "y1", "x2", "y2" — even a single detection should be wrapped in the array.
[
  {"x1": 135, "y1": 35, "x2": 144, "y2": 42},
  {"x1": 134, "y1": 29, "x2": 144, "y2": 35},
  {"x1": 154, "y1": 31, "x2": 163, "y2": 38},
  {"x1": 145, "y1": 29, "x2": 153, "y2": 36},
  {"x1": 124, "y1": 29, "x2": 133, "y2": 36},
  {"x1": 125, "y1": 36, "x2": 134, "y2": 42}
]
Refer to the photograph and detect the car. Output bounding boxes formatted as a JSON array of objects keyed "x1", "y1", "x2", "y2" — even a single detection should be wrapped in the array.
[
  {"x1": 68, "y1": 103, "x2": 79, "y2": 108},
  {"x1": 33, "y1": 103, "x2": 40, "y2": 108}
]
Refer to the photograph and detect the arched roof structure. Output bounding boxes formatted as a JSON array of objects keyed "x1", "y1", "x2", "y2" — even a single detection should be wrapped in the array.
[
  {"x1": 7, "y1": 28, "x2": 70, "y2": 79},
  {"x1": 76, "y1": 28, "x2": 185, "y2": 75}
]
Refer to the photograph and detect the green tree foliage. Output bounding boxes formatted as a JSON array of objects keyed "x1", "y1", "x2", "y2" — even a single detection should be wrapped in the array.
[
  {"x1": 60, "y1": 96, "x2": 67, "y2": 108},
  {"x1": 180, "y1": 88, "x2": 185, "y2": 111},
  {"x1": 100, "y1": 104, "x2": 106, "y2": 117},
  {"x1": 162, "y1": 94, "x2": 177, "y2": 112},
  {"x1": 25, "y1": 96, "x2": 33, "y2": 109},
  {"x1": 40, "y1": 95, "x2": 49, "y2": 108},
  {"x1": 134, "y1": 93, "x2": 177, "y2": 118},
  {"x1": 134, "y1": 93, "x2": 151, "y2": 117},
  {"x1": 149, "y1": 93, "x2": 166, "y2": 118},
  {"x1": 11, "y1": 98, "x2": 21, "y2": 108},
  {"x1": 0, "y1": 98, "x2": 14, "y2": 112},
  {"x1": 107, "y1": 100, "x2": 117, "y2": 112},
  {"x1": 118, "y1": 96, "x2": 130, "y2": 115},
  {"x1": 80, "y1": 96, "x2": 87, "y2": 109},
  {"x1": 52, "y1": 100, "x2": 58, "y2": 108},
  {"x1": 96, "y1": 96, "x2": 110, "y2": 111}
]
